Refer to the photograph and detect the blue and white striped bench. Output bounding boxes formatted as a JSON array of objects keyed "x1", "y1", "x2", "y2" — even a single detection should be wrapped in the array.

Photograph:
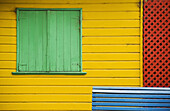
[{"x1": 92, "y1": 87, "x2": 170, "y2": 111}]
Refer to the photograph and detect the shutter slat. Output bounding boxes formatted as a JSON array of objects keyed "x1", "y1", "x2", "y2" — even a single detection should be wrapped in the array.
[
  {"x1": 70, "y1": 11, "x2": 80, "y2": 71},
  {"x1": 48, "y1": 11, "x2": 57, "y2": 71},
  {"x1": 56, "y1": 11, "x2": 64, "y2": 71}
]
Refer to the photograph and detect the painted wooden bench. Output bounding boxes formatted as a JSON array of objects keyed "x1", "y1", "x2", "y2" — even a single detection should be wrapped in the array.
[{"x1": 92, "y1": 87, "x2": 170, "y2": 111}]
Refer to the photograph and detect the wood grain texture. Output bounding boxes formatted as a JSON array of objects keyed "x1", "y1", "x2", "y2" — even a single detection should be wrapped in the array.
[
  {"x1": 0, "y1": 69, "x2": 139, "y2": 77},
  {"x1": 0, "y1": 45, "x2": 16, "y2": 52},
  {"x1": 0, "y1": 12, "x2": 16, "y2": 20},
  {"x1": 0, "y1": 20, "x2": 16, "y2": 27},
  {"x1": 0, "y1": 28, "x2": 139, "y2": 36},
  {"x1": 0, "y1": 94, "x2": 92, "y2": 102},
  {"x1": 0, "y1": 78, "x2": 140, "y2": 85},
  {"x1": 0, "y1": 0, "x2": 140, "y2": 4},
  {"x1": 82, "y1": 37, "x2": 140, "y2": 45},
  {"x1": 0, "y1": 4, "x2": 139, "y2": 12},
  {"x1": 0, "y1": 103, "x2": 92, "y2": 110},
  {"x1": 83, "y1": 61, "x2": 139, "y2": 69},
  {"x1": 0, "y1": 37, "x2": 16, "y2": 44},
  {"x1": 83, "y1": 12, "x2": 139, "y2": 20},
  {"x1": 83, "y1": 28, "x2": 139, "y2": 36},
  {"x1": 0, "y1": 86, "x2": 93, "y2": 94},
  {"x1": 0, "y1": 19, "x2": 139, "y2": 28},
  {"x1": 0, "y1": 12, "x2": 139, "y2": 20},
  {"x1": 0, "y1": 61, "x2": 139, "y2": 69},
  {"x1": 0, "y1": 28, "x2": 16, "y2": 35},
  {"x1": 83, "y1": 53, "x2": 140, "y2": 60},
  {"x1": 0, "y1": 61, "x2": 16, "y2": 68},
  {"x1": 83, "y1": 20, "x2": 139, "y2": 28},
  {"x1": 82, "y1": 45, "x2": 139, "y2": 52},
  {"x1": 0, "y1": 45, "x2": 139, "y2": 53},
  {"x1": 0, "y1": 53, "x2": 16, "y2": 60},
  {"x1": 0, "y1": 36, "x2": 140, "y2": 45},
  {"x1": 0, "y1": 53, "x2": 139, "y2": 61}
]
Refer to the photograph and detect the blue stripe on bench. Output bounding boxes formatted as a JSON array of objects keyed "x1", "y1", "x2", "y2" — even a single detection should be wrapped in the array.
[
  {"x1": 93, "y1": 89, "x2": 170, "y2": 94},
  {"x1": 92, "y1": 102, "x2": 170, "y2": 107},
  {"x1": 92, "y1": 98, "x2": 170, "y2": 103},
  {"x1": 92, "y1": 107, "x2": 170, "y2": 111},
  {"x1": 92, "y1": 94, "x2": 170, "y2": 98},
  {"x1": 92, "y1": 87, "x2": 170, "y2": 111},
  {"x1": 93, "y1": 86, "x2": 170, "y2": 90}
]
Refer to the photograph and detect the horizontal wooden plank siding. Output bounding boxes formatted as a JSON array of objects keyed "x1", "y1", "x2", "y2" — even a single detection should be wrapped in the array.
[
  {"x1": 0, "y1": 94, "x2": 92, "y2": 102},
  {"x1": 0, "y1": 69, "x2": 140, "y2": 77},
  {"x1": 0, "y1": 20, "x2": 140, "y2": 28},
  {"x1": 0, "y1": 53, "x2": 140, "y2": 61},
  {"x1": 0, "y1": 20, "x2": 139, "y2": 29},
  {"x1": 0, "y1": 28, "x2": 16, "y2": 36},
  {"x1": 83, "y1": 20, "x2": 139, "y2": 28},
  {"x1": 83, "y1": 37, "x2": 140, "y2": 44},
  {"x1": 83, "y1": 61, "x2": 140, "y2": 69},
  {"x1": 0, "y1": 86, "x2": 93, "y2": 94},
  {"x1": 0, "y1": 61, "x2": 140, "y2": 69},
  {"x1": 0, "y1": 45, "x2": 16, "y2": 53},
  {"x1": 83, "y1": 12, "x2": 139, "y2": 20},
  {"x1": 0, "y1": 37, "x2": 140, "y2": 45},
  {"x1": 0, "y1": 0, "x2": 142, "y2": 110},
  {"x1": 0, "y1": 20, "x2": 16, "y2": 27},
  {"x1": 0, "y1": 103, "x2": 92, "y2": 110},
  {"x1": 0, "y1": 12, "x2": 16, "y2": 20},
  {"x1": 83, "y1": 28, "x2": 139, "y2": 36},
  {"x1": 0, "y1": 28, "x2": 140, "y2": 36},
  {"x1": 0, "y1": 12, "x2": 140, "y2": 20},
  {"x1": 0, "y1": 37, "x2": 16, "y2": 44},
  {"x1": 0, "y1": 45, "x2": 139, "y2": 53},
  {"x1": 0, "y1": 0, "x2": 140, "y2": 4},
  {"x1": 0, "y1": 4, "x2": 140, "y2": 12},
  {"x1": 0, "y1": 78, "x2": 140, "y2": 86},
  {"x1": 83, "y1": 45, "x2": 139, "y2": 52},
  {"x1": 0, "y1": 53, "x2": 16, "y2": 60}
]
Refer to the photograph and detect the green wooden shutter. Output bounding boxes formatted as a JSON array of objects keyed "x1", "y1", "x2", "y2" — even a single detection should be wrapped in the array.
[
  {"x1": 19, "y1": 11, "x2": 47, "y2": 72},
  {"x1": 18, "y1": 10, "x2": 80, "y2": 72},
  {"x1": 48, "y1": 11, "x2": 80, "y2": 72}
]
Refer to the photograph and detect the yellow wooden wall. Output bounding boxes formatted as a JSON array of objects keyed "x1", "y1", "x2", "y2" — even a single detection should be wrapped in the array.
[{"x1": 0, "y1": 0, "x2": 143, "y2": 110}]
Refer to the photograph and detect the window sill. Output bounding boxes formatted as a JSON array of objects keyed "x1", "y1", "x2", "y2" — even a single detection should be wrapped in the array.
[{"x1": 12, "y1": 72, "x2": 87, "y2": 75}]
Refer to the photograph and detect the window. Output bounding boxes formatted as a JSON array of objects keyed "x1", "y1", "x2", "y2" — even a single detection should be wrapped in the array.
[{"x1": 13, "y1": 8, "x2": 86, "y2": 75}]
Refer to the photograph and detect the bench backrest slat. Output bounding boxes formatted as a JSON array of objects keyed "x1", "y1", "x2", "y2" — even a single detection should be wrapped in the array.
[
  {"x1": 92, "y1": 94, "x2": 170, "y2": 98},
  {"x1": 93, "y1": 89, "x2": 170, "y2": 94},
  {"x1": 93, "y1": 86, "x2": 170, "y2": 90},
  {"x1": 93, "y1": 98, "x2": 170, "y2": 103},
  {"x1": 93, "y1": 107, "x2": 170, "y2": 111},
  {"x1": 92, "y1": 87, "x2": 170, "y2": 111}
]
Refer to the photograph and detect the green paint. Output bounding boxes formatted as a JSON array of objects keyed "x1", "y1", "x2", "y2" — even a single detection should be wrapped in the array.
[
  {"x1": 12, "y1": 72, "x2": 87, "y2": 75},
  {"x1": 70, "y1": 11, "x2": 80, "y2": 71},
  {"x1": 16, "y1": 8, "x2": 82, "y2": 11},
  {"x1": 18, "y1": 11, "x2": 47, "y2": 72},
  {"x1": 80, "y1": 9, "x2": 83, "y2": 72},
  {"x1": 48, "y1": 11, "x2": 57, "y2": 71},
  {"x1": 56, "y1": 11, "x2": 64, "y2": 71},
  {"x1": 63, "y1": 11, "x2": 71, "y2": 71},
  {"x1": 47, "y1": 11, "x2": 80, "y2": 72},
  {"x1": 16, "y1": 9, "x2": 19, "y2": 72},
  {"x1": 15, "y1": 8, "x2": 84, "y2": 74}
]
